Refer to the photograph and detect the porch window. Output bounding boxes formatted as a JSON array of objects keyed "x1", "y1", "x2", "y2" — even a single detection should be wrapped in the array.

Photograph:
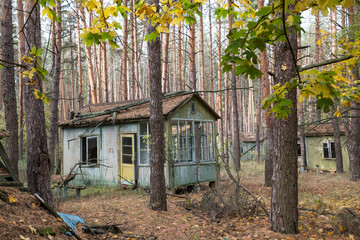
[
  {"x1": 80, "y1": 136, "x2": 98, "y2": 165},
  {"x1": 322, "y1": 141, "x2": 336, "y2": 159},
  {"x1": 139, "y1": 122, "x2": 150, "y2": 165},
  {"x1": 171, "y1": 120, "x2": 193, "y2": 162},
  {"x1": 196, "y1": 121, "x2": 215, "y2": 162}
]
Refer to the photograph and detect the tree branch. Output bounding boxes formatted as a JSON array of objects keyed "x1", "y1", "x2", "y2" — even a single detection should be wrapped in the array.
[{"x1": 298, "y1": 55, "x2": 353, "y2": 72}]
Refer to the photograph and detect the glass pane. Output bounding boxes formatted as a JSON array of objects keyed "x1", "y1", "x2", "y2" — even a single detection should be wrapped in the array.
[
  {"x1": 331, "y1": 142, "x2": 336, "y2": 158},
  {"x1": 140, "y1": 136, "x2": 149, "y2": 150},
  {"x1": 81, "y1": 138, "x2": 87, "y2": 163},
  {"x1": 140, "y1": 122, "x2": 148, "y2": 135},
  {"x1": 87, "y1": 137, "x2": 98, "y2": 163},
  {"x1": 122, "y1": 155, "x2": 132, "y2": 164},
  {"x1": 140, "y1": 150, "x2": 149, "y2": 164},
  {"x1": 122, "y1": 137, "x2": 132, "y2": 146},
  {"x1": 323, "y1": 143, "x2": 329, "y2": 158},
  {"x1": 122, "y1": 146, "x2": 132, "y2": 155}
]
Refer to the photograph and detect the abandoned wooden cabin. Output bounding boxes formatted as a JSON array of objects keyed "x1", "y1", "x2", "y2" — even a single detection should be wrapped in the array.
[{"x1": 58, "y1": 92, "x2": 220, "y2": 189}]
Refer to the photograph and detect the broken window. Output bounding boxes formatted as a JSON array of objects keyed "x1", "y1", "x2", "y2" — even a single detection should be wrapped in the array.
[
  {"x1": 322, "y1": 141, "x2": 336, "y2": 159},
  {"x1": 80, "y1": 136, "x2": 98, "y2": 165}
]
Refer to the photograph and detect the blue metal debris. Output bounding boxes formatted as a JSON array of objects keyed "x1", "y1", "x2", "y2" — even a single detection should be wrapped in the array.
[{"x1": 57, "y1": 212, "x2": 87, "y2": 236}]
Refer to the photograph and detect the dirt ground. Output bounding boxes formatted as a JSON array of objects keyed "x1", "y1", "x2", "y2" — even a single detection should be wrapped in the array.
[
  {"x1": 56, "y1": 167, "x2": 360, "y2": 240},
  {"x1": 1, "y1": 163, "x2": 360, "y2": 240}
]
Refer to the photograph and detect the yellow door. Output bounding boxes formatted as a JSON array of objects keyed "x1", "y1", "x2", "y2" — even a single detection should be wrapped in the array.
[{"x1": 120, "y1": 134, "x2": 135, "y2": 184}]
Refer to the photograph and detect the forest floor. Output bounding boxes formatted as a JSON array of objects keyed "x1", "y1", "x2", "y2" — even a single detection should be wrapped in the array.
[
  {"x1": 55, "y1": 161, "x2": 360, "y2": 240},
  {"x1": 1, "y1": 161, "x2": 359, "y2": 239}
]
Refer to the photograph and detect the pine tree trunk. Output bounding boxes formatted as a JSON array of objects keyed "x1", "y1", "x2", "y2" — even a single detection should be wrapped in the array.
[
  {"x1": 347, "y1": 6, "x2": 360, "y2": 181},
  {"x1": 1, "y1": 0, "x2": 19, "y2": 174},
  {"x1": 315, "y1": 12, "x2": 321, "y2": 121},
  {"x1": 17, "y1": 0, "x2": 25, "y2": 162},
  {"x1": 269, "y1": 2, "x2": 298, "y2": 233},
  {"x1": 227, "y1": 3, "x2": 241, "y2": 170},
  {"x1": 217, "y1": 14, "x2": 224, "y2": 153},
  {"x1": 79, "y1": 2, "x2": 96, "y2": 103},
  {"x1": 178, "y1": 23, "x2": 183, "y2": 90},
  {"x1": 24, "y1": 0, "x2": 52, "y2": 206},
  {"x1": 48, "y1": 0, "x2": 62, "y2": 173},
  {"x1": 199, "y1": 4, "x2": 205, "y2": 98},
  {"x1": 208, "y1": 0, "x2": 215, "y2": 108},
  {"x1": 147, "y1": 0, "x2": 167, "y2": 211},
  {"x1": 76, "y1": 1, "x2": 83, "y2": 109},
  {"x1": 162, "y1": 24, "x2": 170, "y2": 93},
  {"x1": 122, "y1": 0, "x2": 128, "y2": 100},
  {"x1": 130, "y1": 0, "x2": 136, "y2": 99},
  {"x1": 189, "y1": 19, "x2": 196, "y2": 90},
  {"x1": 70, "y1": 28, "x2": 75, "y2": 110}
]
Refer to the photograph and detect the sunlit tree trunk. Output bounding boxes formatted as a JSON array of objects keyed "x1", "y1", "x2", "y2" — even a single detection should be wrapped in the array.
[
  {"x1": 162, "y1": 24, "x2": 170, "y2": 93},
  {"x1": 122, "y1": 0, "x2": 129, "y2": 100},
  {"x1": 199, "y1": 4, "x2": 205, "y2": 98},
  {"x1": 217, "y1": 12, "x2": 224, "y2": 153},
  {"x1": 208, "y1": 0, "x2": 215, "y2": 108},
  {"x1": 79, "y1": 1, "x2": 96, "y2": 103},
  {"x1": 189, "y1": 14, "x2": 196, "y2": 90},
  {"x1": 315, "y1": 12, "x2": 321, "y2": 121},
  {"x1": 1, "y1": 0, "x2": 19, "y2": 174},
  {"x1": 48, "y1": 0, "x2": 62, "y2": 172},
  {"x1": 76, "y1": 0, "x2": 83, "y2": 109},
  {"x1": 24, "y1": 0, "x2": 52, "y2": 206}
]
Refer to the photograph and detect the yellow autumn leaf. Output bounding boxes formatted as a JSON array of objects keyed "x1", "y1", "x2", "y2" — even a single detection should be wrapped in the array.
[
  {"x1": 156, "y1": 25, "x2": 169, "y2": 33},
  {"x1": 19, "y1": 235, "x2": 30, "y2": 240},
  {"x1": 299, "y1": 225, "x2": 303, "y2": 230},
  {"x1": 334, "y1": 110, "x2": 342, "y2": 118},
  {"x1": 339, "y1": 225, "x2": 345, "y2": 231},
  {"x1": 21, "y1": 55, "x2": 34, "y2": 64},
  {"x1": 42, "y1": 7, "x2": 53, "y2": 21},
  {"x1": 233, "y1": 20, "x2": 244, "y2": 29},
  {"x1": 286, "y1": 15, "x2": 294, "y2": 26},
  {"x1": 28, "y1": 225, "x2": 37, "y2": 235},
  {"x1": 317, "y1": 38, "x2": 322, "y2": 45},
  {"x1": 343, "y1": 100, "x2": 351, "y2": 107},
  {"x1": 172, "y1": 16, "x2": 184, "y2": 26},
  {"x1": 8, "y1": 195, "x2": 17, "y2": 203},
  {"x1": 281, "y1": 64, "x2": 287, "y2": 71}
]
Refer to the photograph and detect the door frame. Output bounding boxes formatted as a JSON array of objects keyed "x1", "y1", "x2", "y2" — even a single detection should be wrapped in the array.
[{"x1": 119, "y1": 133, "x2": 137, "y2": 185}]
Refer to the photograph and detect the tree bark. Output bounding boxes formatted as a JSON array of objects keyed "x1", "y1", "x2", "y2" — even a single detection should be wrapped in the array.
[
  {"x1": 227, "y1": 1, "x2": 241, "y2": 171},
  {"x1": 208, "y1": 0, "x2": 215, "y2": 108},
  {"x1": 162, "y1": 24, "x2": 170, "y2": 93},
  {"x1": 269, "y1": 2, "x2": 298, "y2": 233},
  {"x1": 189, "y1": 16, "x2": 196, "y2": 90},
  {"x1": 315, "y1": 12, "x2": 321, "y2": 121},
  {"x1": 79, "y1": 1, "x2": 96, "y2": 103},
  {"x1": 178, "y1": 23, "x2": 183, "y2": 90},
  {"x1": 48, "y1": 0, "x2": 62, "y2": 173},
  {"x1": 217, "y1": 12, "x2": 224, "y2": 153},
  {"x1": 199, "y1": 4, "x2": 205, "y2": 99},
  {"x1": 17, "y1": 0, "x2": 25, "y2": 162},
  {"x1": 1, "y1": 0, "x2": 19, "y2": 174},
  {"x1": 24, "y1": 0, "x2": 52, "y2": 206},
  {"x1": 122, "y1": 0, "x2": 129, "y2": 100},
  {"x1": 147, "y1": 0, "x2": 167, "y2": 211},
  {"x1": 347, "y1": 6, "x2": 360, "y2": 181},
  {"x1": 76, "y1": 0, "x2": 83, "y2": 109}
]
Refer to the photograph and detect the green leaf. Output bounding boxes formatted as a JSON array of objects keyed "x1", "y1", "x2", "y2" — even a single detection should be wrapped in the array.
[
  {"x1": 256, "y1": 6, "x2": 272, "y2": 17},
  {"x1": 144, "y1": 31, "x2": 159, "y2": 43}
]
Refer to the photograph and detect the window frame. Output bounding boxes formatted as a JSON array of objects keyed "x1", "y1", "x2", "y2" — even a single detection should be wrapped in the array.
[
  {"x1": 322, "y1": 141, "x2": 336, "y2": 159},
  {"x1": 80, "y1": 135, "x2": 99, "y2": 166}
]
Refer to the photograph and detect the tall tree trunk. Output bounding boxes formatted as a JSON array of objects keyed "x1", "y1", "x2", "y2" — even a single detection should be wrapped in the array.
[
  {"x1": 130, "y1": 0, "x2": 136, "y2": 99},
  {"x1": 24, "y1": 0, "x2": 52, "y2": 206},
  {"x1": 172, "y1": 26, "x2": 177, "y2": 92},
  {"x1": 162, "y1": 24, "x2": 170, "y2": 93},
  {"x1": 147, "y1": 0, "x2": 167, "y2": 211},
  {"x1": 269, "y1": 2, "x2": 298, "y2": 233},
  {"x1": 227, "y1": 2, "x2": 241, "y2": 170},
  {"x1": 48, "y1": 0, "x2": 62, "y2": 173},
  {"x1": 76, "y1": 0, "x2": 83, "y2": 109},
  {"x1": 217, "y1": 13, "x2": 224, "y2": 153},
  {"x1": 103, "y1": 42, "x2": 109, "y2": 102},
  {"x1": 79, "y1": 1, "x2": 96, "y2": 103},
  {"x1": 17, "y1": 0, "x2": 25, "y2": 162},
  {"x1": 297, "y1": 34, "x2": 306, "y2": 169},
  {"x1": 1, "y1": 0, "x2": 19, "y2": 174},
  {"x1": 189, "y1": 18, "x2": 196, "y2": 90},
  {"x1": 199, "y1": 4, "x2": 205, "y2": 98},
  {"x1": 122, "y1": 0, "x2": 129, "y2": 100},
  {"x1": 70, "y1": 28, "x2": 75, "y2": 111},
  {"x1": 315, "y1": 12, "x2": 321, "y2": 121},
  {"x1": 208, "y1": 0, "x2": 215, "y2": 108},
  {"x1": 347, "y1": 6, "x2": 360, "y2": 181}
]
